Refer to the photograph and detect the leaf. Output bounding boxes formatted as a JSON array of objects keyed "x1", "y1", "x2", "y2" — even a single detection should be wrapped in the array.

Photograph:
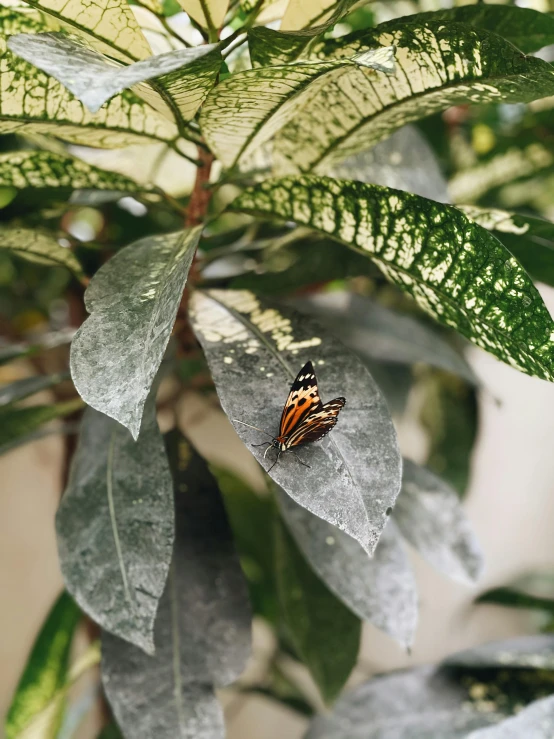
[
  {"x1": 248, "y1": 0, "x2": 361, "y2": 68},
  {"x1": 8, "y1": 32, "x2": 221, "y2": 115},
  {"x1": 0, "y1": 329, "x2": 74, "y2": 366},
  {"x1": 97, "y1": 724, "x2": 124, "y2": 739},
  {"x1": 443, "y1": 634, "x2": 554, "y2": 671},
  {"x1": 396, "y1": 5, "x2": 554, "y2": 55},
  {"x1": 0, "y1": 372, "x2": 68, "y2": 407},
  {"x1": 189, "y1": 289, "x2": 402, "y2": 556},
  {"x1": 176, "y1": 0, "x2": 229, "y2": 29},
  {"x1": 56, "y1": 400, "x2": 174, "y2": 654},
  {"x1": 19, "y1": 0, "x2": 152, "y2": 62},
  {"x1": 71, "y1": 227, "x2": 201, "y2": 439},
  {"x1": 467, "y1": 695, "x2": 554, "y2": 739},
  {"x1": 0, "y1": 150, "x2": 143, "y2": 193},
  {"x1": 5, "y1": 591, "x2": 81, "y2": 739},
  {"x1": 477, "y1": 587, "x2": 554, "y2": 614},
  {"x1": 274, "y1": 21, "x2": 554, "y2": 174},
  {"x1": 0, "y1": 228, "x2": 85, "y2": 280},
  {"x1": 199, "y1": 46, "x2": 395, "y2": 170},
  {"x1": 0, "y1": 398, "x2": 83, "y2": 455},
  {"x1": 305, "y1": 665, "x2": 504, "y2": 739},
  {"x1": 277, "y1": 488, "x2": 417, "y2": 648},
  {"x1": 394, "y1": 459, "x2": 483, "y2": 584},
  {"x1": 101, "y1": 430, "x2": 251, "y2": 739},
  {"x1": 290, "y1": 291, "x2": 477, "y2": 384},
  {"x1": 458, "y1": 205, "x2": 554, "y2": 289},
  {"x1": 0, "y1": 9, "x2": 178, "y2": 148},
  {"x1": 230, "y1": 177, "x2": 554, "y2": 384},
  {"x1": 275, "y1": 516, "x2": 360, "y2": 704}
]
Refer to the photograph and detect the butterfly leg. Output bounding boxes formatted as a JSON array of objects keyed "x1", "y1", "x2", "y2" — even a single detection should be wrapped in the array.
[
  {"x1": 290, "y1": 450, "x2": 311, "y2": 469},
  {"x1": 267, "y1": 451, "x2": 281, "y2": 473}
]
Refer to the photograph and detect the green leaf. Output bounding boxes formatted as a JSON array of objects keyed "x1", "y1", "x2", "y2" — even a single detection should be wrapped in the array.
[
  {"x1": 230, "y1": 177, "x2": 554, "y2": 383},
  {"x1": 274, "y1": 21, "x2": 554, "y2": 174},
  {"x1": 395, "y1": 459, "x2": 483, "y2": 584},
  {"x1": 0, "y1": 228, "x2": 85, "y2": 280},
  {"x1": 97, "y1": 724, "x2": 124, "y2": 739},
  {"x1": 0, "y1": 9, "x2": 178, "y2": 148},
  {"x1": 71, "y1": 227, "x2": 201, "y2": 439},
  {"x1": 101, "y1": 430, "x2": 251, "y2": 739},
  {"x1": 19, "y1": 0, "x2": 152, "y2": 62},
  {"x1": 5, "y1": 592, "x2": 81, "y2": 739},
  {"x1": 0, "y1": 398, "x2": 83, "y2": 455},
  {"x1": 394, "y1": 5, "x2": 554, "y2": 55},
  {"x1": 0, "y1": 372, "x2": 68, "y2": 407},
  {"x1": 189, "y1": 289, "x2": 402, "y2": 556},
  {"x1": 275, "y1": 517, "x2": 360, "y2": 705},
  {"x1": 0, "y1": 329, "x2": 74, "y2": 366},
  {"x1": 477, "y1": 587, "x2": 554, "y2": 614},
  {"x1": 56, "y1": 399, "x2": 174, "y2": 654},
  {"x1": 199, "y1": 46, "x2": 395, "y2": 169},
  {"x1": 8, "y1": 32, "x2": 221, "y2": 116},
  {"x1": 0, "y1": 150, "x2": 143, "y2": 193},
  {"x1": 467, "y1": 695, "x2": 554, "y2": 739},
  {"x1": 277, "y1": 488, "x2": 417, "y2": 648},
  {"x1": 458, "y1": 205, "x2": 554, "y2": 289}
]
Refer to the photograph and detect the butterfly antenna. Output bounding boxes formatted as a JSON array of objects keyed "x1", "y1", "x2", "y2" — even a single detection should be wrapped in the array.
[{"x1": 233, "y1": 419, "x2": 274, "y2": 438}]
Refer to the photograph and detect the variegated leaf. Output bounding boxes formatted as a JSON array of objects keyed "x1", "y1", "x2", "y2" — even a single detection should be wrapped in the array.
[
  {"x1": 0, "y1": 228, "x2": 85, "y2": 280},
  {"x1": 175, "y1": 0, "x2": 229, "y2": 29},
  {"x1": 230, "y1": 177, "x2": 554, "y2": 383}
]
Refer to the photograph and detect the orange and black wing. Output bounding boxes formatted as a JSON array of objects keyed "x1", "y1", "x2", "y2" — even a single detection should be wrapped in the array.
[
  {"x1": 286, "y1": 397, "x2": 346, "y2": 448},
  {"x1": 279, "y1": 361, "x2": 322, "y2": 438}
]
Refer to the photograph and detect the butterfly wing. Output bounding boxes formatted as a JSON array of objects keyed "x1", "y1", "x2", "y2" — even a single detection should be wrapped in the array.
[
  {"x1": 285, "y1": 397, "x2": 346, "y2": 448},
  {"x1": 278, "y1": 360, "x2": 322, "y2": 438}
]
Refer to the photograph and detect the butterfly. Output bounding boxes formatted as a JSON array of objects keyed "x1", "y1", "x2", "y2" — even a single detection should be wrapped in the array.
[{"x1": 235, "y1": 361, "x2": 346, "y2": 472}]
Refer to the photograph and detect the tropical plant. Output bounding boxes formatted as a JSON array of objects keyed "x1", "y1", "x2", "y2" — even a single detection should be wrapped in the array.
[{"x1": 4, "y1": 0, "x2": 554, "y2": 737}]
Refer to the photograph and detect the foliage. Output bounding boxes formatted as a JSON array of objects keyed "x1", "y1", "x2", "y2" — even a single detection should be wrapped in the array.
[{"x1": 3, "y1": 0, "x2": 554, "y2": 736}]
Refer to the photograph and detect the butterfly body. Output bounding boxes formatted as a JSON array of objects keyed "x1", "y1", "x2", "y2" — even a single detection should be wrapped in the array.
[{"x1": 239, "y1": 361, "x2": 346, "y2": 472}]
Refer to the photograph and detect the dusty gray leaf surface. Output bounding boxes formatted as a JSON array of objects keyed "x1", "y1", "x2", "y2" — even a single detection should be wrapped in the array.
[
  {"x1": 71, "y1": 228, "x2": 201, "y2": 439},
  {"x1": 394, "y1": 459, "x2": 484, "y2": 584},
  {"x1": 329, "y1": 126, "x2": 449, "y2": 203},
  {"x1": 289, "y1": 291, "x2": 476, "y2": 384},
  {"x1": 189, "y1": 289, "x2": 402, "y2": 555},
  {"x1": 443, "y1": 634, "x2": 554, "y2": 670},
  {"x1": 467, "y1": 695, "x2": 554, "y2": 739},
  {"x1": 305, "y1": 665, "x2": 503, "y2": 739},
  {"x1": 8, "y1": 32, "x2": 220, "y2": 114},
  {"x1": 278, "y1": 489, "x2": 417, "y2": 647},
  {"x1": 102, "y1": 430, "x2": 251, "y2": 739},
  {"x1": 56, "y1": 401, "x2": 174, "y2": 655}
]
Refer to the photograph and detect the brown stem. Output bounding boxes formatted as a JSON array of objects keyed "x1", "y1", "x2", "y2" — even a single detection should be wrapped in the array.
[{"x1": 185, "y1": 147, "x2": 215, "y2": 229}]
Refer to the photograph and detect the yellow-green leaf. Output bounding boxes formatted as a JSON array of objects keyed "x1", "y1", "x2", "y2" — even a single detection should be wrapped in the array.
[
  {"x1": 0, "y1": 228, "x2": 85, "y2": 280},
  {"x1": 175, "y1": 0, "x2": 229, "y2": 29}
]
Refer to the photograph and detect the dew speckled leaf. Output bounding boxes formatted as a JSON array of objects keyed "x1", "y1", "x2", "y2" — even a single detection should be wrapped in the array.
[
  {"x1": 199, "y1": 46, "x2": 395, "y2": 169},
  {"x1": 0, "y1": 10, "x2": 178, "y2": 148},
  {"x1": 274, "y1": 22, "x2": 554, "y2": 174},
  {"x1": 19, "y1": 0, "x2": 152, "y2": 62},
  {"x1": 230, "y1": 177, "x2": 554, "y2": 383},
  {"x1": 277, "y1": 489, "x2": 417, "y2": 648},
  {"x1": 189, "y1": 289, "x2": 402, "y2": 556},
  {"x1": 290, "y1": 291, "x2": 476, "y2": 384},
  {"x1": 275, "y1": 516, "x2": 360, "y2": 704},
  {"x1": 56, "y1": 401, "x2": 174, "y2": 654},
  {"x1": 8, "y1": 32, "x2": 221, "y2": 115},
  {"x1": 443, "y1": 635, "x2": 554, "y2": 671},
  {"x1": 0, "y1": 228, "x2": 85, "y2": 280},
  {"x1": 467, "y1": 695, "x2": 554, "y2": 739},
  {"x1": 0, "y1": 398, "x2": 83, "y2": 455},
  {"x1": 102, "y1": 430, "x2": 251, "y2": 739},
  {"x1": 71, "y1": 228, "x2": 201, "y2": 439},
  {"x1": 5, "y1": 592, "x2": 81, "y2": 739},
  {"x1": 305, "y1": 665, "x2": 504, "y2": 739},
  {"x1": 0, "y1": 373, "x2": 68, "y2": 407},
  {"x1": 394, "y1": 459, "x2": 483, "y2": 584}
]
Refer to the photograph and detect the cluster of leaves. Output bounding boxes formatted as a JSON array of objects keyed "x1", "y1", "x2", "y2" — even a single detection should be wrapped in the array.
[{"x1": 3, "y1": 0, "x2": 554, "y2": 736}]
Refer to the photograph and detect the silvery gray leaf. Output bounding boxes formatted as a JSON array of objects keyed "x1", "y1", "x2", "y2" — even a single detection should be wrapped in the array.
[
  {"x1": 394, "y1": 459, "x2": 484, "y2": 584},
  {"x1": 102, "y1": 430, "x2": 252, "y2": 739},
  {"x1": 467, "y1": 695, "x2": 554, "y2": 739},
  {"x1": 8, "y1": 32, "x2": 220, "y2": 114},
  {"x1": 56, "y1": 401, "x2": 174, "y2": 655},
  {"x1": 328, "y1": 126, "x2": 449, "y2": 204},
  {"x1": 443, "y1": 634, "x2": 554, "y2": 670},
  {"x1": 0, "y1": 372, "x2": 68, "y2": 406},
  {"x1": 189, "y1": 289, "x2": 402, "y2": 556},
  {"x1": 289, "y1": 291, "x2": 477, "y2": 385},
  {"x1": 278, "y1": 489, "x2": 418, "y2": 648},
  {"x1": 305, "y1": 665, "x2": 504, "y2": 739},
  {"x1": 71, "y1": 228, "x2": 201, "y2": 439}
]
